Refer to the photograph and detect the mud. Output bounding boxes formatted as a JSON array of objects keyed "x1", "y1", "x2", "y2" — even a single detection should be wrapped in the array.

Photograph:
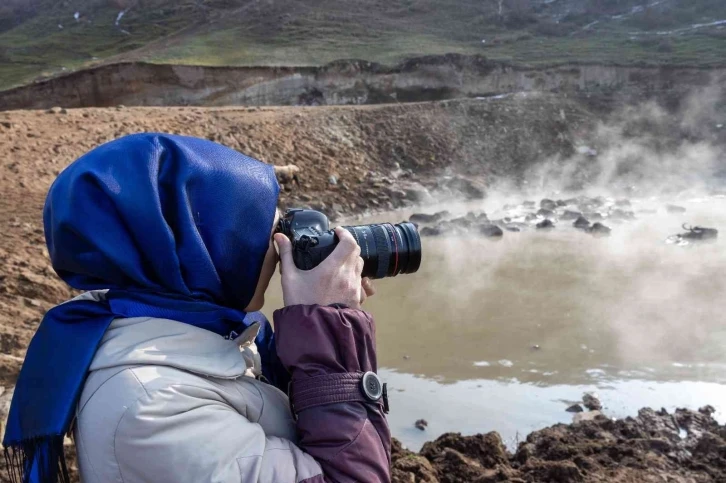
[{"x1": 392, "y1": 407, "x2": 726, "y2": 482}]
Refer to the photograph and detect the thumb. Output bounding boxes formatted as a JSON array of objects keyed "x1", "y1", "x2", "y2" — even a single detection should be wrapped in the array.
[{"x1": 274, "y1": 233, "x2": 295, "y2": 271}]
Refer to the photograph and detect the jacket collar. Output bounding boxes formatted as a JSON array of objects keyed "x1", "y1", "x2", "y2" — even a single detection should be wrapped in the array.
[{"x1": 85, "y1": 292, "x2": 261, "y2": 379}]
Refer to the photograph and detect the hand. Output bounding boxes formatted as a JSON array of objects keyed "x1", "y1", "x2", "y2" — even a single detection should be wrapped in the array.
[{"x1": 274, "y1": 228, "x2": 375, "y2": 309}]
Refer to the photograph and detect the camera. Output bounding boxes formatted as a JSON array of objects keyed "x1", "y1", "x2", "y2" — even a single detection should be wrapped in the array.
[{"x1": 277, "y1": 209, "x2": 422, "y2": 279}]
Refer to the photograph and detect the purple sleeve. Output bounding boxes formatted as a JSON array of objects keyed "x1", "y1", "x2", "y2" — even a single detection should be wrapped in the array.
[{"x1": 274, "y1": 305, "x2": 391, "y2": 483}]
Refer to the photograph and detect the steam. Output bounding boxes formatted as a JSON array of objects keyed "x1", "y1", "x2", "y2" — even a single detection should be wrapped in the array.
[
  {"x1": 522, "y1": 84, "x2": 726, "y2": 198},
  {"x1": 368, "y1": 84, "x2": 726, "y2": 384}
]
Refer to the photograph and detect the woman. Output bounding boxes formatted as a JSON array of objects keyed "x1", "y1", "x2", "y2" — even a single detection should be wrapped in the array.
[{"x1": 4, "y1": 134, "x2": 390, "y2": 482}]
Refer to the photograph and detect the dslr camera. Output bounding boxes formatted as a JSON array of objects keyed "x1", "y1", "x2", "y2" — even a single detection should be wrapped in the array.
[{"x1": 276, "y1": 209, "x2": 421, "y2": 279}]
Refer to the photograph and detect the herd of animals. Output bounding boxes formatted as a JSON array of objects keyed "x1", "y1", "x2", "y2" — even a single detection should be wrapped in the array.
[{"x1": 408, "y1": 196, "x2": 719, "y2": 244}]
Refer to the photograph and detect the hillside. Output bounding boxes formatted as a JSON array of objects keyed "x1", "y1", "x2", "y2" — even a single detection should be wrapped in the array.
[{"x1": 1, "y1": 0, "x2": 726, "y2": 91}]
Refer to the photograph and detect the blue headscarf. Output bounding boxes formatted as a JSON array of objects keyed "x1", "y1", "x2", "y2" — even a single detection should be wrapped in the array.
[{"x1": 3, "y1": 133, "x2": 286, "y2": 483}]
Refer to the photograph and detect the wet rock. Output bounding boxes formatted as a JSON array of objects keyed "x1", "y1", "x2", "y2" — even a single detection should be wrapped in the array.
[
  {"x1": 666, "y1": 204, "x2": 687, "y2": 214},
  {"x1": 573, "y1": 216, "x2": 590, "y2": 230},
  {"x1": 536, "y1": 208, "x2": 555, "y2": 219},
  {"x1": 536, "y1": 219, "x2": 555, "y2": 230},
  {"x1": 586, "y1": 222, "x2": 611, "y2": 237},
  {"x1": 420, "y1": 226, "x2": 442, "y2": 237},
  {"x1": 479, "y1": 224, "x2": 504, "y2": 238},
  {"x1": 560, "y1": 210, "x2": 582, "y2": 221},
  {"x1": 566, "y1": 404, "x2": 584, "y2": 413},
  {"x1": 540, "y1": 199, "x2": 557, "y2": 211},
  {"x1": 409, "y1": 211, "x2": 448, "y2": 224},
  {"x1": 681, "y1": 224, "x2": 718, "y2": 242},
  {"x1": 415, "y1": 419, "x2": 429, "y2": 431},
  {"x1": 582, "y1": 392, "x2": 602, "y2": 411}
]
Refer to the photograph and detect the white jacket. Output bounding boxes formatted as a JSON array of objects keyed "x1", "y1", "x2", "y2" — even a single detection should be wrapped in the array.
[{"x1": 73, "y1": 313, "x2": 323, "y2": 483}]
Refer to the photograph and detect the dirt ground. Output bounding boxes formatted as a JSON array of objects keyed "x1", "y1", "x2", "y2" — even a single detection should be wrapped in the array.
[
  {"x1": 3, "y1": 99, "x2": 726, "y2": 481},
  {"x1": 392, "y1": 407, "x2": 726, "y2": 483}
]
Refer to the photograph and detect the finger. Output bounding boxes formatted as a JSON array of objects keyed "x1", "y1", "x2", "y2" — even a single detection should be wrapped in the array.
[
  {"x1": 362, "y1": 277, "x2": 376, "y2": 297},
  {"x1": 355, "y1": 256, "x2": 364, "y2": 277},
  {"x1": 273, "y1": 233, "x2": 295, "y2": 272},
  {"x1": 359, "y1": 286, "x2": 367, "y2": 306},
  {"x1": 328, "y1": 227, "x2": 360, "y2": 264}
]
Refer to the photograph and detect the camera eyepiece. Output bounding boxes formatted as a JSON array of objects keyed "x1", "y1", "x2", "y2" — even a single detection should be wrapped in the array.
[{"x1": 277, "y1": 209, "x2": 422, "y2": 279}]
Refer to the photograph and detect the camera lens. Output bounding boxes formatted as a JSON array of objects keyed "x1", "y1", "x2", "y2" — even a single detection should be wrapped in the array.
[{"x1": 345, "y1": 222, "x2": 422, "y2": 279}]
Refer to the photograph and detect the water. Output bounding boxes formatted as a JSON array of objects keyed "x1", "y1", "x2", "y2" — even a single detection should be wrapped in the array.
[{"x1": 263, "y1": 195, "x2": 726, "y2": 450}]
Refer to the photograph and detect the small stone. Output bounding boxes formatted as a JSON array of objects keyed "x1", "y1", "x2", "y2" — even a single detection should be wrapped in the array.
[
  {"x1": 536, "y1": 219, "x2": 555, "y2": 230},
  {"x1": 586, "y1": 222, "x2": 611, "y2": 237},
  {"x1": 116, "y1": 105, "x2": 126, "y2": 110},
  {"x1": 415, "y1": 419, "x2": 428, "y2": 430},
  {"x1": 583, "y1": 392, "x2": 602, "y2": 411},
  {"x1": 566, "y1": 404, "x2": 584, "y2": 413},
  {"x1": 403, "y1": 355, "x2": 411, "y2": 360},
  {"x1": 328, "y1": 175, "x2": 338, "y2": 185},
  {"x1": 0, "y1": 121, "x2": 12, "y2": 129},
  {"x1": 480, "y1": 224, "x2": 504, "y2": 238},
  {"x1": 47, "y1": 107, "x2": 66, "y2": 114},
  {"x1": 531, "y1": 344, "x2": 541, "y2": 350},
  {"x1": 540, "y1": 199, "x2": 557, "y2": 211},
  {"x1": 573, "y1": 216, "x2": 591, "y2": 230},
  {"x1": 573, "y1": 410, "x2": 603, "y2": 423}
]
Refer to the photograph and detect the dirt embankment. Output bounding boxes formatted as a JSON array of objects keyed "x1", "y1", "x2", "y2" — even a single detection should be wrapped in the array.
[
  {"x1": 0, "y1": 54, "x2": 722, "y2": 111},
  {"x1": 392, "y1": 407, "x2": 726, "y2": 483}
]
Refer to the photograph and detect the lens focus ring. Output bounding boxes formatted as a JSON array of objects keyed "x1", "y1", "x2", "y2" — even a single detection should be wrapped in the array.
[{"x1": 371, "y1": 225, "x2": 391, "y2": 279}]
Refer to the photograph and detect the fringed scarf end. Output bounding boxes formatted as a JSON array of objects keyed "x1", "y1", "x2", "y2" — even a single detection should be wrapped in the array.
[{"x1": 3, "y1": 437, "x2": 70, "y2": 483}]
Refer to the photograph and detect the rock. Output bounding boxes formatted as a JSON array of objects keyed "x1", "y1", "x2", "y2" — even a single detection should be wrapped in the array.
[
  {"x1": 0, "y1": 121, "x2": 12, "y2": 129},
  {"x1": 583, "y1": 392, "x2": 602, "y2": 411},
  {"x1": 403, "y1": 186, "x2": 433, "y2": 203},
  {"x1": 409, "y1": 211, "x2": 448, "y2": 224},
  {"x1": 328, "y1": 175, "x2": 338, "y2": 186},
  {"x1": 584, "y1": 212, "x2": 604, "y2": 221},
  {"x1": 560, "y1": 210, "x2": 582, "y2": 221},
  {"x1": 522, "y1": 201, "x2": 536, "y2": 208},
  {"x1": 116, "y1": 104, "x2": 126, "y2": 110},
  {"x1": 573, "y1": 216, "x2": 591, "y2": 230},
  {"x1": 536, "y1": 219, "x2": 555, "y2": 230},
  {"x1": 586, "y1": 222, "x2": 611, "y2": 237},
  {"x1": 566, "y1": 404, "x2": 584, "y2": 413},
  {"x1": 415, "y1": 419, "x2": 429, "y2": 431},
  {"x1": 421, "y1": 432, "x2": 509, "y2": 469},
  {"x1": 47, "y1": 106, "x2": 66, "y2": 114},
  {"x1": 531, "y1": 344, "x2": 540, "y2": 350},
  {"x1": 536, "y1": 208, "x2": 555, "y2": 219},
  {"x1": 274, "y1": 164, "x2": 301, "y2": 185},
  {"x1": 540, "y1": 199, "x2": 557, "y2": 211},
  {"x1": 479, "y1": 224, "x2": 504, "y2": 238},
  {"x1": 556, "y1": 199, "x2": 567, "y2": 207},
  {"x1": 420, "y1": 226, "x2": 442, "y2": 237},
  {"x1": 615, "y1": 199, "x2": 631, "y2": 207},
  {"x1": 445, "y1": 177, "x2": 485, "y2": 200},
  {"x1": 680, "y1": 225, "x2": 718, "y2": 242},
  {"x1": 666, "y1": 204, "x2": 687, "y2": 214}
]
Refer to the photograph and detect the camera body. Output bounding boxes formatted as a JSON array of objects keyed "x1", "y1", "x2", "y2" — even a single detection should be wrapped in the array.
[
  {"x1": 277, "y1": 209, "x2": 339, "y2": 271},
  {"x1": 277, "y1": 208, "x2": 421, "y2": 279}
]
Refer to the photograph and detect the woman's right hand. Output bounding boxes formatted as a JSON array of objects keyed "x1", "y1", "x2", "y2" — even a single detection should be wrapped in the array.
[{"x1": 274, "y1": 227, "x2": 373, "y2": 309}]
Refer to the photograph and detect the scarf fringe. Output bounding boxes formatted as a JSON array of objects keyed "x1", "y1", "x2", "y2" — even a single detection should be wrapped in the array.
[{"x1": 4, "y1": 437, "x2": 70, "y2": 483}]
